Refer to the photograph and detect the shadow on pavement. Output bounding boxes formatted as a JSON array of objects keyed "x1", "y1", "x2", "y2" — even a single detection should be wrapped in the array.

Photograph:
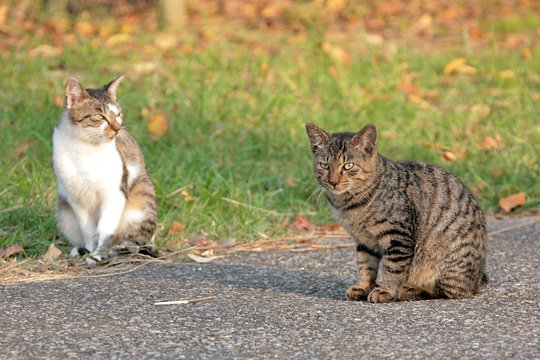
[{"x1": 130, "y1": 263, "x2": 355, "y2": 301}]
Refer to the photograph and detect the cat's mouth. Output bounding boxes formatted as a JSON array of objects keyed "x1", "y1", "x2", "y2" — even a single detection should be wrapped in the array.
[{"x1": 325, "y1": 186, "x2": 351, "y2": 195}]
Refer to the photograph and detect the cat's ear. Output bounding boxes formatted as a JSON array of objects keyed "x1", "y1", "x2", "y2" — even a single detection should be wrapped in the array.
[
  {"x1": 65, "y1": 78, "x2": 88, "y2": 109},
  {"x1": 105, "y1": 75, "x2": 124, "y2": 101},
  {"x1": 305, "y1": 123, "x2": 330, "y2": 152},
  {"x1": 351, "y1": 124, "x2": 377, "y2": 156}
]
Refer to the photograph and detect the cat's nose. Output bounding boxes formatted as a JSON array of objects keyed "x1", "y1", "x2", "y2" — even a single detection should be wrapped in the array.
[
  {"x1": 328, "y1": 180, "x2": 338, "y2": 187},
  {"x1": 110, "y1": 121, "x2": 121, "y2": 132}
]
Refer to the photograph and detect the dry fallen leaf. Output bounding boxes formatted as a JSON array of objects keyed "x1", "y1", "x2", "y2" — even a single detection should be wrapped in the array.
[
  {"x1": 325, "y1": 0, "x2": 349, "y2": 13},
  {"x1": 132, "y1": 62, "x2": 158, "y2": 76},
  {"x1": 181, "y1": 190, "x2": 196, "y2": 203},
  {"x1": 499, "y1": 192, "x2": 526, "y2": 213},
  {"x1": 42, "y1": 243, "x2": 62, "y2": 262},
  {"x1": 167, "y1": 220, "x2": 185, "y2": 235},
  {"x1": 321, "y1": 223, "x2": 343, "y2": 232},
  {"x1": 155, "y1": 33, "x2": 177, "y2": 50},
  {"x1": 491, "y1": 169, "x2": 503, "y2": 178},
  {"x1": 322, "y1": 42, "x2": 350, "y2": 63},
  {"x1": 106, "y1": 33, "x2": 132, "y2": 47},
  {"x1": 470, "y1": 104, "x2": 491, "y2": 120},
  {"x1": 456, "y1": 65, "x2": 477, "y2": 75},
  {"x1": 74, "y1": 21, "x2": 95, "y2": 36},
  {"x1": 444, "y1": 57, "x2": 467, "y2": 74},
  {"x1": 0, "y1": 4, "x2": 9, "y2": 25},
  {"x1": 28, "y1": 44, "x2": 63, "y2": 58},
  {"x1": 443, "y1": 150, "x2": 457, "y2": 162},
  {"x1": 285, "y1": 177, "x2": 299, "y2": 186},
  {"x1": 381, "y1": 130, "x2": 397, "y2": 140},
  {"x1": 187, "y1": 253, "x2": 224, "y2": 263},
  {"x1": 290, "y1": 215, "x2": 316, "y2": 232},
  {"x1": 407, "y1": 93, "x2": 430, "y2": 108},
  {"x1": 499, "y1": 70, "x2": 515, "y2": 79},
  {"x1": 0, "y1": 244, "x2": 24, "y2": 259},
  {"x1": 12, "y1": 141, "x2": 32, "y2": 158},
  {"x1": 422, "y1": 140, "x2": 441, "y2": 150},
  {"x1": 54, "y1": 95, "x2": 64, "y2": 108},
  {"x1": 188, "y1": 238, "x2": 217, "y2": 248},
  {"x1": 147, "y1": 114, "x2": 168, "y2": 141},
  {"x1": 522, "y1": 47, "x2": 532, "y2": 59},
  {"x1": 479, "y1": 135, "x2": 504, "y2": 150}
]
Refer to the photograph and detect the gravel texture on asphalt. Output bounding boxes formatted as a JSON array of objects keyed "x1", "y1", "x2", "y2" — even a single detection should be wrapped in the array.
[{"x1": 1, "y1": 218, "x2": 539, "y2": 359}]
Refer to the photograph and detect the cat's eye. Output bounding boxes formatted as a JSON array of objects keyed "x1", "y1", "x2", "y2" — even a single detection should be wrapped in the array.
[
  {"x1": 343, "y1": 163, "x2": 354, "y2": 170},
  {"x1": 319, "y1": 162, "x2": 330, "y2": 170}
]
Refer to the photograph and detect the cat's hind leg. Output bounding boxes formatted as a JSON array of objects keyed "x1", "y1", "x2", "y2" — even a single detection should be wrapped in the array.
[
  {"x1": 397, "y1": 262, "x2": 438, "y2": 301},
  {"x1": 57, "y1": 197, "x2": 87, "y2": 257}
]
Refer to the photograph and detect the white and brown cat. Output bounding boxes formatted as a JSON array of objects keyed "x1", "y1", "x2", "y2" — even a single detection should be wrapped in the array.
[{"x1": 53, "y1": 76, "x2": 157, "y2": 261}]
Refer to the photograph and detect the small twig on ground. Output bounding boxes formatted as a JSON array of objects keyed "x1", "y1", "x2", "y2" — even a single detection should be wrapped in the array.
[
  {"x1": 154, "y1": 296, "x2": 217, "y2": 306},
  {"x1": 488, "y1": 218, "x2": 540, "y2": 237},
  {"x1": 0, "y1": 259, "x2": 32, "y2": 273},
  {"x1": 166, "y1": 185, "x2": 191, "y2": 198}
]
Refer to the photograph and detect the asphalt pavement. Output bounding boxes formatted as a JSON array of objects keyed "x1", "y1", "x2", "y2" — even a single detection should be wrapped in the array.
[{"x1": 1, "y1": 217, "x2": 539, "y2": 359}]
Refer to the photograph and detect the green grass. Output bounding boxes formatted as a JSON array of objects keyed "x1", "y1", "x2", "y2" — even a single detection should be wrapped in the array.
[{"x1": 1, "y1": 14, "x2": 539, "y2": 257}]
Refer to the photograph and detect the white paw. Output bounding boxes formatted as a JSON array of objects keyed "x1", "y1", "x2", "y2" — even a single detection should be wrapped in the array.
[
  {"x1": 85, "y1": 252, "x2": 105, "y2": 267},
  {"x1": 70, "y1": 247, "x2": 88, "y2": 257},
  {"x1": 85, "y1": 257, "x2": 98, "y2": 267}
]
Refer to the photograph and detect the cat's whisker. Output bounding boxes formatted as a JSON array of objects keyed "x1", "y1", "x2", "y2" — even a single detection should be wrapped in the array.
[
  {"x1": 315, "y1": 187, "x2": 325, "y2": 207},
  {"x1": 306, "y1": 185, "x2": 324, "y2": 204}
]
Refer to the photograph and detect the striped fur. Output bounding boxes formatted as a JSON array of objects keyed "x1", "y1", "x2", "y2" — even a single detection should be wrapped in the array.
[
  {"x1": 53, "y1": 76, "x2": 157, "y2": 259},
  {"x1": 306, "y1": 123, "x2": 487, "y2": 303}
]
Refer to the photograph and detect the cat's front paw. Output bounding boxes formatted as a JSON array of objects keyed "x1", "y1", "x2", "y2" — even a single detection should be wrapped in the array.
[
  {"x1": 346, "y1": 285, "x2": 372, "y2": 301},
  {"x1": 69, "y1": 247, "x2": 89, "y2": 257},
  {"x1": 85, "y1": 250, "x2": 110, "y2": 267},
  {"x1": 367, "y1": 287, "x2": 396, "y2": 303}
]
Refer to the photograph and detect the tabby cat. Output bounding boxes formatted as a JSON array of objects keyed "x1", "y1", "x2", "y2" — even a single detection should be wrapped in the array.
[
  {"x1": 305, "y1": 123, "x2": 487, "y2": 303},
  {"x1": 53, "y1": 76, "x2": 157, "y2": 261}
]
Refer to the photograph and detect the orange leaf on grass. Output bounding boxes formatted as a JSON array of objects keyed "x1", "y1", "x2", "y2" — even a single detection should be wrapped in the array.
[
  {"x1": 479, "y1": 135, "x2": 504, "y2": 150},
  {"x1": 147, "y1": 114, "x2": 167, "y2": 141},
  {"x1": 499, "y1": 192, "x2": 526, "y2": 213},
  {"x1": 443, "y1": 150, "x2": 457, "y2": 162},
  {"x1": 290, "y1": 215, "x2": 316, "y2": 232},
  {"x1": 54, "y1": 95, "x2": 64, "y2": 108},
  {"x1": 167, "y1": 221, "x2": 185, "y2": 235},
  {"x1": 499, "y1": 70, "x2": 515, "y2": 79},
  {"x1": 28, "y1": 45, "x2": 63, "y2": 58},
  {"x1": 444, "y1": 57, "x2": 467, "y2": 74},
  {"x1": 470, "y1": 104, "x2": 491, "y2": 120},
  {"x1": 321, "y1": 223, "x2": 343, "y2": 232},
  {"x1": 322, "y1": 42, "x2": 350, "y2": 63},
  {"x1": 74, "y1": 21, "x2": 96, "y2": 36},
  {"x1": 491, "y1": 169, "x2": 503, "y2": 178},
  {"x1": 0, "y1": 5, "x2": 9, "y2": 25}
]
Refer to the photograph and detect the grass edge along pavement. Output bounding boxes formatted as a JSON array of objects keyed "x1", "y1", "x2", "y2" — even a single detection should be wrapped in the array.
[{"x1": 0, "y1": 7, "x2": 539, "y2": 257}]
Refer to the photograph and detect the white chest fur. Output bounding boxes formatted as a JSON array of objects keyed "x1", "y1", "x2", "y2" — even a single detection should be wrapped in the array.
[{"x1": 53, "y1": 125, "x2": 123, "y2": 208}]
